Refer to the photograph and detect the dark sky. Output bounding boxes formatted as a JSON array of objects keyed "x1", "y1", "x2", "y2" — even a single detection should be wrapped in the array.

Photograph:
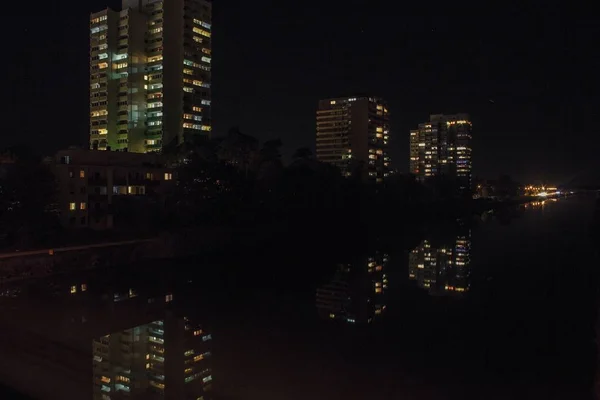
[{"x1": 2, "y1": 0, "x2": 597, "y2": 183}]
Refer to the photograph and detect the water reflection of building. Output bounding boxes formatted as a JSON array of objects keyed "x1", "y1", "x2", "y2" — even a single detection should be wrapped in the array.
[
  {"x1": 93, "y1": 312, "x2": 213, "y2": 400},
  {"x1": 316, "y1": 252, "x2": 389, "y2": 324},
  {"x1": 408, "y1": 233, "x2": 471, "y2": 296},
  {"x1": 0, "y1": 271, "x2": 213, "y2": 400}
]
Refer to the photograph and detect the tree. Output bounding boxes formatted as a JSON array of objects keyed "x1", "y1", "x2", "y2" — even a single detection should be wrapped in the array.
[{"x1": 0, "y1": 149, "x2": 59, "y2": 249}]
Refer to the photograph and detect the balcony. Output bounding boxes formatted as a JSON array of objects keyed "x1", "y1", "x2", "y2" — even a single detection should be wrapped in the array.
[{"x1": 88, "y1": 176, "x2": 108, "y2": 185}]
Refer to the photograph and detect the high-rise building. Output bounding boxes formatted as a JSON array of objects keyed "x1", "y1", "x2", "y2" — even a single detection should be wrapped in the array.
[
  {"x1": 316, "y1": 96, "x2": 391, "y2": 182},
  {"x1": 410, "y1": 114, "x2": 472, "y2": 191},
  {"x1": 90, "y1": 0, "x2": 212, "y2": 154}
]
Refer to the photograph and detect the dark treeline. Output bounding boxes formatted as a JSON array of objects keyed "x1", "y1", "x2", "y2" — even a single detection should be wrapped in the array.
[{"x1": 0, "y1": 131, "x2": 501, "y2": 250}]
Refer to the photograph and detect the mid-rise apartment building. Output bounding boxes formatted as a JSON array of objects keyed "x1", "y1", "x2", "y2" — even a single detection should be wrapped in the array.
[
  {"x1": 410, "y1": 114, "x2": 472, "y2": 191},
  {"x1": 316, "y1": 96, "x2": 391, "y2": 182},
  {"x1": 90, "y1": 0, "x2": 212, "y2": 153},
  {"x1": 54, "y1": 149, "x2": 174, "y2": 229}
]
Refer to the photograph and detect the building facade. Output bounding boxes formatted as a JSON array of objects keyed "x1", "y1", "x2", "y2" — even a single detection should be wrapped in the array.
[
  {"x1": 410, "y1": 114, "x2": 472, "y2": 191},
  {"x1": 90, "y1": 0, "x2": 212, "y2": 153},
  {"x1": 54, "y1": 149, "x2": 174, "y2": 230},
  {"x1": 316, "y1": 96, "x2": 391, "y2": 182}
]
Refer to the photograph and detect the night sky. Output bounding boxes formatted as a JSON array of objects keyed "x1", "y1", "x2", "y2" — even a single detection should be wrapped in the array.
[{"x1": 2, "y1": 0, "x2": 597, "y2": 184}]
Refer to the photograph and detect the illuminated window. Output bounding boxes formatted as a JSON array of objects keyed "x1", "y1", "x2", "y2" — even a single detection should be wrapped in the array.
[
  {"x1": 193, "y1": 27, "x2": 211, "y2": 37},
  {"x1": 183, "y1": 68, "x2": 194, "y2": 75},
  {"x1": 91, "y1": 15, "x2": 108, "y2": 24},
  {"x1": 192, "y1": 106, "x2": 202, "y2": 112},
  {"x1": 193, "y1": 36, "x2": 203, "y2": 43},
  {"x1": 80, "y1": 202, "x2": 86, "y2": 210},
  {"x1": 147, "y1": 55, "x2": 163, "y2": 63},
  {"x1": 90, "y1": 25, "x2": 108, "y2": 34},
  {"x1": 81, "y1": 284, "x2": 87, "y2": 292},
  {"x1": 184, "y1": 349, "x2": 195, "y2": 356},
  {"x1": 98, "y1": 62, "x2": 108, "y2": 69},
  {"x1": 70, "y1": 285, "x2": 77, "y2": 294},
  {"x1": 69, "y1": 202, "x2": 76, "y2": 211},
  {"x1": 164, "y1": 173, "x2": 173, "y2": 181},
  {"x1": 148, "y1": 101, "x2": 163, "y2": 108},
  {"x1": 202, "y1": 48, "x2": 211, "y2": 55},
  {"x1": 183, "y1": 87, "x2": 193, "y2": 93},
  {"x1": 202, "y1": 100, "x2": 211, "y2": 106},
  {"x1": 201, "y1": 56, "x2": 211, "y2": 64},
  {"x1": 193, "y1": 19, "x2": 212, "y2": 30},
  {"x1": 115, "y1": 62, "x2": 128, "y2": 69},
  {"x1": 165, "y1": 294, "x2": 173, "y2": 302},
  {"x1": 79, "y1": 170, "x2": 85, "y2": 178},
  {"x1": 193, "y1": 330, "x2": 203, "y2": 336}
]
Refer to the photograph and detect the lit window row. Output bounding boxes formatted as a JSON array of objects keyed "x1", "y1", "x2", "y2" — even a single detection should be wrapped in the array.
[
  {"x1": 202, "y1": 48, "x2": 211, "y2": 55},
  {"x1": 148, "y1": 101, "x2": 163, "y2": 108},
  {"x1": 183, "y1": 123, "x2": 202, "y2": 130},
  {"x1": 192, "y1": 106, "x2": 202, "y2": 112},
  {"x1": 183, "y1": 68, "x2": 194, "y2": 75},
  {"x1": 115, "y1": 62, "x2": 128, "y2": 69},
  {"x1": 183, "y1": 59, "x2": 211, "y2": 71},
  {"x1": 90, "y1": 25, "x2": 108, "y2": 34},
  {"x1": 148, "y1": 121, "x2": 162, "y2": 126},
  {"x1": 193, "y1": 19, "x2": 212, "y2": 30},
  {"x1": 183, "y1": 113, "x2": 202, "y2": 121},
  {"x1": 201, "y1": 56, "x2": 211, "y2": 64},
  {"x1": 148, "y1": 55, "x2": 163, "y2": 63},
  {"x1": 193, "y1": 36, "x2": 203, "y2": 43},
  {"x1": 91, "y1": 110, "x2": 108, "y2": 117},
  {"x1": 192, "y1": 27, "x2": 211, "y2": 38},
  {"x1": 91, "y1": 15, "x2": 107, "y2": 24},
  {"x1": 149, "y1": 27, "x2": 163, "y2": 34}
]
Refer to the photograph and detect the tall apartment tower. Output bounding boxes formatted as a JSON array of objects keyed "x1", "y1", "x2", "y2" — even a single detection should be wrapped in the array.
[
  {"x1": 410, "y1": 113, "x2": 472, "y2": 191},
  {"x1": 90, "y1": 0, "x2": 212, "y2": 153},
  {"x1": 316, "y1": 96, "x2": 391, "y2": 182}
]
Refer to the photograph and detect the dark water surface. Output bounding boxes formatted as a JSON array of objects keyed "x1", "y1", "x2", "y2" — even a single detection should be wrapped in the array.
[{"x1": 0, "y1": 195, "x2": 598, "y2": 399}]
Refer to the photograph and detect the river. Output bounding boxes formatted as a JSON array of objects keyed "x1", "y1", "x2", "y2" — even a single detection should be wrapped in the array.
[{"x1": 0, "y1": 194, "x2": 598, "y2": 399}]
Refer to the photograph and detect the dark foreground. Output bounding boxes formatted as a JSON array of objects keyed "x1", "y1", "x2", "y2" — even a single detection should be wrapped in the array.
[{"x1": 0, "y1": 195, "x2": 598, "y2": 399}]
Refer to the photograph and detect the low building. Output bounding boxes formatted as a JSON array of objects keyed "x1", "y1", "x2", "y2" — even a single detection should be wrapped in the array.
[{"x1": 53, "y1": 149, "x2": 174, "y2": 230}]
